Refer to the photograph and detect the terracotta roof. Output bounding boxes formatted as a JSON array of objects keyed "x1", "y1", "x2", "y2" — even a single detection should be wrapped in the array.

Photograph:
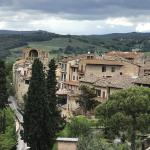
[
  {"x1": 80, "y1": 75, "x2": 134, "y2": 89},
  {"x1": 85, "y1": 59, "x2": 124, "y2": 66},
  {"x1": 106, "y1": 51, "x2": 143, "y2": 59},
  {"x1": 60, "y1": 54, "x2": 90, "y2": 63},
  {"x1": 143, "y1": 64, "x2": 150, "y2": 70},
  {"x1": 64, "y1": 81, "x2": 79, "y2": 86},
  {"x1": 94, "y1": 76, "x2": 134, "y2": 89},
  {"x1": 134, "y1": 75, "x2": 150, "y2": 85},
  {"x1": 80, "y1": 74, "x2": 100, "y2": 83}
]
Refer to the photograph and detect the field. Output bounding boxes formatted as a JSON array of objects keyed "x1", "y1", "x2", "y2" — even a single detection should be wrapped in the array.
[
  {"x1": 2, "y1": 31, "x2": 150, "y2": 63},
  {"x1": 6, "y1": 37, "x2": 104, "y2": 63},
  {"x1": 28, "y1": 37, "x2": 103, "y2": 51}
]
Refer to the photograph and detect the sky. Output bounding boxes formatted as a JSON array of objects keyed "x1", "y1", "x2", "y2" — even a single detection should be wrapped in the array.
[{"x1": 0, "y1": 0, "x2": 150, "y2": 35}]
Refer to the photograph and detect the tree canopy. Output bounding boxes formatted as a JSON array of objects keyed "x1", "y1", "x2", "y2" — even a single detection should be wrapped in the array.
[
  {"x1": 0, "y1": 59, "x2": 8, "y2": 109},
  {"x1": 77, "y1": 85, "x2": 98, "y2": 115},
  {"x1": 23, "y1": 59, "x2": 51, "y2": 150},
  {"x1": 46, "y1": 59, "x2": 65, "y2": 149},
  {"x1": 95, "y1": 87, "x2": 150, "y2": 150}
]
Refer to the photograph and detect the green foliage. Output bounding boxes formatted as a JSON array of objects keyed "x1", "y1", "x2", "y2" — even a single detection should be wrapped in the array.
[
  {"x1": 67, "y1": 116, "x2": 91, "y2": 137},
  {"x1": 0, "y1": 31, "x2": 58, "y2": 58},
  {"x1": 77, "y1": 133, "x2": 130, "y2": 150},
  {"x1": 46, "y1": 59, "x2": 65, "y2": 149},
  {"x1": 95, "y1": 87, "x2": 150, "y2": 150},
  {"x1": 0, "y1": 59, "x2": 8, "y2": 109},
  {"x1": 59, "y1": 116, "x2": 91, "y2": 138},
  {"x1": 0, "y1": 108, "x2": 17, "y2": 150},
  {"x1": 5, "y1": 62, "x2": 15, "y2": 96},
  {"x1": 1, "y1": 31, "x2": 150, "y2": 60},
  {"x1": 77, "y1": 85, "x2": 98, "y2": 114},
  {"x1": 23, "y1": 59, "x2": 51, "y2": 150},
  {"x1": 77, "y1": 134, "x2": 111, "y2": 150}
]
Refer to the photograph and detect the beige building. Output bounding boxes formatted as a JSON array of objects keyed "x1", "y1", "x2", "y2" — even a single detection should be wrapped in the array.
[
  {"x1": 133, "y1": 75, "x2": 150, "y2": 88},
  {"x1": 57, "y1": 53, "x2": 97, "y2": 117},
  {"x1": 56, "y1": 138, "x2": 78, "y2": 150},
  {"x1": 57, "y1": 52, "x2": 143, "y2": 117},
  {"x1": 13, "y1": 48, "x2": 49, "y2": 105},
  {"x1": 84, "y1": 58, "x2": 140, "y2": 78},
  {"x1": 80, "y1": 74, "x2": 135, "y2": 103}
]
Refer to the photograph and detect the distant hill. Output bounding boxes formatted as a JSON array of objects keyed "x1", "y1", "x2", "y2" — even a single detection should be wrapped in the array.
[
  {"x1": 0, "y1": 30, "x2": 150, "y2": 60},
  {"x1": 0, "y1": 30, "x2": 59, "y2": 58}
]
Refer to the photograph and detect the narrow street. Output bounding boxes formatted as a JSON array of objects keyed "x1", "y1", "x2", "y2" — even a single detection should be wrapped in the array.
[{"x1": 8, "y1": 96, "x2": 29, "y2": 150}]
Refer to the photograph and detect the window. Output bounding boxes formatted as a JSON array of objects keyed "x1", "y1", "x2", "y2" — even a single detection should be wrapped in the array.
[
  {"x1": 77, "y1": 76, "x2": 78, "y2": 80},
  {"x1": 72, "y1": 68, "x2": 76, "y2": 72},
  {"x1": 111, "y1": 66, "x2": 115, "y2": 72},
  {"x1": 102, "y1": 91, "x2": 106, "y2": 98},
  {"x1": 24, "y1": 71, "x2": 27, "y2": 76},
  {"x1": 73, "y1": 76, "x2": 75, "y2": 80},
  {"x1": 102, "y1": 65, "x2": 106, "y2": 72},
  {"x1": 64, "y1": 64, "x2": 67, "y2": 71},
  {"x1": 64, "y1": 74, "x2": 66, "y2": 81},
  {"x1": 62, "y1": 63, "x2": 64, "y2": 69},
  {"x1": 25, "y1": 80, "x2": 30, "y2": 85},
  {"x1": 81, "y1": 65, "x2": 83, "y2": 72},
  {"x1": 61, "y1": 74, "x2": 63, "y2": 81},
  {"x1": 96, "y1": 90, "x2": 101, "y2": 97}
]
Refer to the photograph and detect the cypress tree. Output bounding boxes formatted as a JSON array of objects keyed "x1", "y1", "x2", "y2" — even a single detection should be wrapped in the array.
[
  {"x1": 47, "y1": 59, "x2": 65, "y2": 149},
  {"x1": 23, "y1": 59, "x2": 50, "y2": 150},
  {"x1": 0, "y1": 59, "x2": 8, "y2": 109},
  {"x1": 0, "y1": 60, "x2": 8, "y2": 133}
]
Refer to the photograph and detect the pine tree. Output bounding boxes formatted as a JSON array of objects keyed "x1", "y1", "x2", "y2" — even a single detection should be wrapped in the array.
[
  {"x1": 0, "y1": 59, "x2": 8, "y2": 109},
  {"x1": 23, "y1": 59, "x2": 51, "y2": 150},
  {"x1": 96, "y1": 87, "x2": 150, "y2": 150},
  {"x1": 47, "y1": 59, "x2": 65, "y2": 149}
]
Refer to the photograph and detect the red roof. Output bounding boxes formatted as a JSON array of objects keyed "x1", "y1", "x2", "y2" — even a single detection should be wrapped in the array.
[
  {"x1": 64, "y1": 81, "x2": 79, "y2": 86},
  {"x1": 106, "y1": 51, "x2": 143, "y2": 59}
]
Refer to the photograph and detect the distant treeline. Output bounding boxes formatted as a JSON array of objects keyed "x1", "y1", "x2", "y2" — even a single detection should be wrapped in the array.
[
  {"x1": 1, "y1": 31, "x2": 150, "y2": 58},
  {"x1": 0, "y1": 31, "x2": 59, "y2": 58}
]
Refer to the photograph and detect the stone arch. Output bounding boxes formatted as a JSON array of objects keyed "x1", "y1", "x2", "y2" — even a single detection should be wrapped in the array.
[{"x1": 29, "y1": 49, "x2": 38, "y2": 58}]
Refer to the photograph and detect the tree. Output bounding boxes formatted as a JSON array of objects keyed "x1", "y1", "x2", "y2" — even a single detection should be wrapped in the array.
[
  {"x1": 77, "y1": 85, "x2": 98, "y2": 115},
  {"x1": 0, "y1": 60, "x2": 8, "y2": 133},
  {"x1": 23, "y1": 59, "x2": 51, "y2": 150},
  {"x1": 0, "y1": 108, "x2": 17, "y2": 150},
  {"x1": 77, "y1": 133, "x2": 115, "y2": 150},
  {"x1": 0, "y1": 60, "x2": 8, "y2": 109},
  {"x1": 67, "y1": 116, "x2": 90, "y2": 137},
  {"x1": 95, "y1": 87, "x2": 150, "y2": 150},
  {"x1": 46, "y1": 59, "x2": 65, "y2": 149}
]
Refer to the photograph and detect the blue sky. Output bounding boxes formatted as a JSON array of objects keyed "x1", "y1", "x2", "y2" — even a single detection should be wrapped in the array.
[{"x1": 0, "y1": 0, "x2": 150, "y2": 35}]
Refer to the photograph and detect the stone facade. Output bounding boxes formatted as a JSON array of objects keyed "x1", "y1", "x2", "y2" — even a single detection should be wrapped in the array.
[{"x1": 13, "y1": 48, "x2": 49, "y2": 104}]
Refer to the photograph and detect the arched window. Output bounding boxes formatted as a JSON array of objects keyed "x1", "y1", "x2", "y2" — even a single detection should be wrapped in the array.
[{"x1": 29, "y1": 49, "x2": 38, "y2": 58}]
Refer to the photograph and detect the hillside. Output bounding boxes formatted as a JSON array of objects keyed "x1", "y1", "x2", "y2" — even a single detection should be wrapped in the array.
[
  {"x1": 1, "y1": 30, "x2": 150, "y2": 62},
  {"x1": 0, "y1": 30, "x2": 59, "y2": 58}
]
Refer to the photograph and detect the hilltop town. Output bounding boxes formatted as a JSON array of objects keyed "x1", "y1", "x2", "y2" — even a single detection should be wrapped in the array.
[{"x1": 13, "y1": 48, "x2": 150, "y2": 114}]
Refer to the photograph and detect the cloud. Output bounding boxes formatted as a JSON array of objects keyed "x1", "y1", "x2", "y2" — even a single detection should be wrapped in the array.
[
  {"x1": 0, "y1": 0, "x2": 150, "y2": 34},
  {"x1": 0, "y1": 21, "x2": 7, "y2": 29},
  {"x1": 106, "y1": 17, "x2": 134, "y2": 27},
  {"x1": 136, "y1": 23, "x2": 150, "y2": 32},
  {"x1": 1, "y1": 0, "x2": 150, "y2": 20}
]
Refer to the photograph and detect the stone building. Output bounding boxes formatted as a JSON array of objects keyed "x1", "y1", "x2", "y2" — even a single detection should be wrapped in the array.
[
  {"x1": 13, "y1": 48, "x2": 49, "y2": 105},
  {"x1": 133, "y1": 75, "x2": 150, "y2": 88},
  {"x1": 80, "y1": 74, "x2": 135, "y2": 103},
  {"x1": 106, "y1": 51, "x2": 144, "y2": 63}
]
